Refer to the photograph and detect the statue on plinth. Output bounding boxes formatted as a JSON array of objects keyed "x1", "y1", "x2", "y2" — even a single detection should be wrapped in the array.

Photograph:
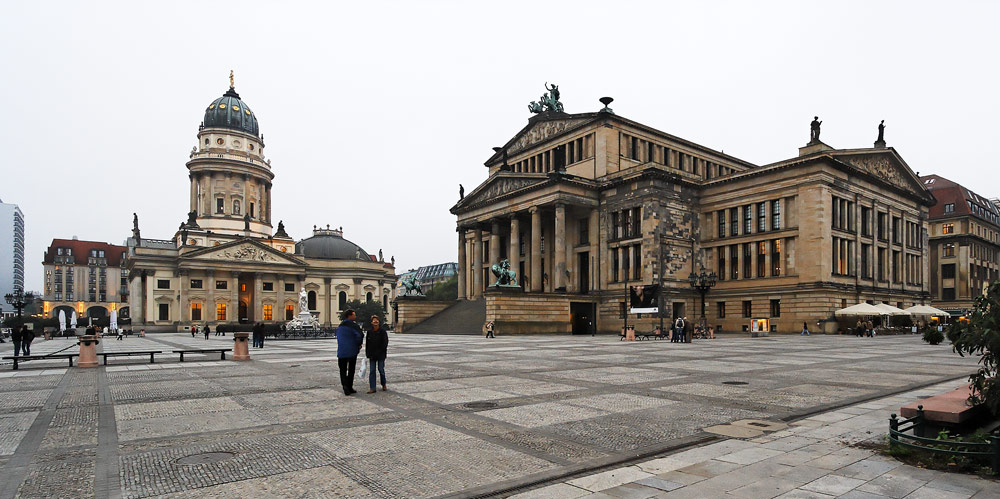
[
  {"x1": 490, "y1": 259, "x2": 519, "y2": 287},
  {"x1": 459, "y1": 184, "x2": 465, "y2": 200},
  {"x1": 810, "y1": 116, "x2": 822, "y2": 143},
  {"x1": 528, "y1": 82, "x2": 565, "y2": 114},
  {"x1": 875, "y1": 120, "x2": 886, "y2": 148},
  {"x1": 132, "y1": 213, "x2": 141, "y2": 243},
  {"x1": 298, "y1": 288, "x2": 309, "y2": 314},
  {"x1": 401, "y1": 274, "x2": 423, "y2": 296},
  {"x1": 243, "y1": 213, "x2": 251, "y2": 231}
]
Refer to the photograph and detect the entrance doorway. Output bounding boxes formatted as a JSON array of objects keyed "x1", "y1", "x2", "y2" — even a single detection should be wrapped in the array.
[
  {"x1": 570, "y1": 302, "x2": 595, "y2": 335},
  {"x1": 578, "y1": 252, "x2": 589, "y2": 293},
  {"x1": 238, "y1": 274, "x2": 254, "y2": 323},
  {"x1": 672, "y1": 301, "x2": 686, "y2": 320}
]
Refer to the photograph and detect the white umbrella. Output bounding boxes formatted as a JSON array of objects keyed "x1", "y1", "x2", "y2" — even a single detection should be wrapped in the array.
[
  {"x1": 110, "y1": 309, "x2": 118, "y2": 332},
  {"x1": 58, "y1": 310, "x2": 66, "y2": 332},
  {"x1": 70, "y1": 311, "x2": 77, "y2": 329},
  {"x1": 905, "y1": 305, "x2": 951, "y2": 317},
  {"x1": 834, "y1": 303, "x2": 882, "y2": 317},
  {"x1": 873, "y1": 303, "x2": 909, "y2": 316}
]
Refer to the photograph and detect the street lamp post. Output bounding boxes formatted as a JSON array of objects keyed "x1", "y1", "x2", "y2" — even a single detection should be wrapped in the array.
[
  {"x1": 687, "y1": 267, "x2": 717, "y2": 342},
  {"x1": 4, "y1": 288, "x2": 35, "y2": 323}
]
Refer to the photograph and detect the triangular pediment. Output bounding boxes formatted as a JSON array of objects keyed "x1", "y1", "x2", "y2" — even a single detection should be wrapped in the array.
[
  {"x1": 452, "y1": 173, "x2": 550, "y2": 212},
  {"x1": 488, "y1": 114, "x2": 597, "y2": 164},
  {"x1": 181, "y1": 238, "x2": 305, "y2": 266},
  {"x1": 830, "y1": 149, "x2": 935, "y2": 204}
]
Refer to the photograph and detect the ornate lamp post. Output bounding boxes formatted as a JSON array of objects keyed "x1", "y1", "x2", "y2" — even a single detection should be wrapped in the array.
[
  {"x1": 687, "y1": 267, "x2": 717, "y2": 342},
  {"x1": 4, "y1": 288, "x2": 35, "y2": 322}
]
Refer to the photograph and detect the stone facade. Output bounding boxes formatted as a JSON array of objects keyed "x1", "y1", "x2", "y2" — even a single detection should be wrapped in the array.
[
  {"x1": 41, "y1": 238, "x2": 127, "y2": 323},
  {"x1": 454, "y1": 104, "x2": 935, "y2": 334},
  {"x1": 393, "y1": 297, "x2": 453, "y2": 333}
]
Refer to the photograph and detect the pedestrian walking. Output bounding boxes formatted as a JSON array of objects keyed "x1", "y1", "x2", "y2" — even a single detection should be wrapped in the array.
[
  {"x1": 682, "y1": 317, "x2": 691, "y2": 342},
  {"x1": 11, "y1": 326, "x2": 22, "y2": 358},
  {"x1": 365, "y1": 316, "x2": 388, "y2": 394},
  {"x1": 485, "y1": 321, "x2": 495, "y2": 338},
  {"x1": 801, "y1": 322, "x2": 810, "y2": 336},
  {"x1": 117, "y1": 328, "x2": 124, "y2": 340},
  {"x1": 672, "y1": 317, "x2": 684, "y2": 343},
  {"x1": 20, "y1": 325, "x2": 34, "y2": 356},
  {"x1": 191, "y1": 326, "x2": 196, "y2": 338},
  {"x1": 335, "y1": 309, "x2": 364, "y2": 396},
  {"x1": 252, "y1": 322, "x2": 265, "y2": 348},
  {"x1": 204, "y1": 324, "x2": 211, "y2": 339}
]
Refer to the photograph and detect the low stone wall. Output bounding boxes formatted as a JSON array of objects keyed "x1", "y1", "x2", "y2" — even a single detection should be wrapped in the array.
[
  {"x1": 485, "y1": 289, "x2": 573, "y2": 335},
  {"x1": 395, "y1": 297, "x2": 454, "y2": 333}
]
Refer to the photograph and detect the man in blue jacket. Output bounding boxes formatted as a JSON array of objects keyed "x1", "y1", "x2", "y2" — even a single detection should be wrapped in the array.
[{"x1": 336, "y1": 309, "x2": 364, "y2": 396}]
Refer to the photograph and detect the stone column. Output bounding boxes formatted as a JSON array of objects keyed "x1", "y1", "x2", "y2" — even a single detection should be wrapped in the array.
[
  {"x1": 473, "y1": 228, "x2": 483, "y2": 298},
  {"x1": 178, "y1": 271, "x2": 189, "y2": 322},
  {"x1": 457, "y1": 230, "x2": 467, "y2": 300},
  {"x1": 253, "y1": 273, "x2": 263, "y2": 322},
  {"x1": 276, "y1": 275, "x2": 286, "y2": 321},
  {"x1": 206, "y1": 270, "x2": 216, "y2": 323},
  {"x1": 189, "y1": 174, "x2": 198, "y2": 213},
  {"x1": 324, "y1": 277, "x2": 333, "y2": 326},
  {"x1": 490, "y1": 220, "x2": 501, "y2": 266},
  {"x1": 509, "y1": 216, "x2": 520, "y2": 281},
  {"x1": 589, "y1": 209, "x2": 599, "y2": 291},
  {"x1": 530, "y1": 208, "x2": 542, "y2": 292},
  {"x1": 554, "y1": 203, "x2": 567, "y2": 291},
  {"x1": 231, "y1": 271, "x2": 240, "y2": 322}
]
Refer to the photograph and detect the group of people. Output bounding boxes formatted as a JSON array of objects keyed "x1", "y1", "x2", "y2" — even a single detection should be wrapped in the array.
[
  {"x1": 335, "y1": 309, "x2": 389, "y2": 395},
  {"x1": 854, "y1": 319, "x2": 877, "y2": 337},
  {"x1": 251, "y1": 322, "x2": 266, "y2": 348},
  {"x1": 9, "y1": 325, "x2": 34, "y2": 356}
]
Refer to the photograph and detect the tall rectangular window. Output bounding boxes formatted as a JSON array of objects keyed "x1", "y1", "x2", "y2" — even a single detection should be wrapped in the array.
[
  {"x1": 892, "y1": 216, "x2": 901, "y2": 244},
  {"x1": 744, "y1": 205, "x2": 753, "y2": 234},
  {"x1": 757, "y1": 241, "x2": 767, "y2": 277},
  {"x1": 730, "y1": 207, "x2": 739, "y2": 235},
  {"x1": 263, "y1": 304, "x2": 273, "y2": 321},
  {"x1": 878, "y1": 213, "x2": 887, "y2": 240},
  {"x1": 579, "y1": 219, "x2": 590, "y2": 245},
  {"x1": 612, "y1": 248, "x2": 620, "y2": 282},
  {"x1": 743, "y1": 243, "x2": 752, "y2": 278},
  {"x1": 191, "y1": 303, "x2": 202, "y2": 321},
  {"x1": 717, "y1": 301, "x2": 726, "y2": 318},
  {"x1": 861, "y1": 244, "x2": 871, "y2": 278},
  {"x1": 770, "y1": 299, "x2": 781, "y2": 317},
  {"x1": 742, "y1": 300, "x2": 752, "y2": 318},
  {"x1": 622, "y1": 246, "x2": 630, "y2": 280},
  {"x1": 730, "y1": 245, "x2": 739, "y2": 280},
  {"x1": 718, "y1": 210, "x2": 726, "y2": 238},
  {"x1": 771, "y1": 240, "x2": 781, "y2": 276},
  {"x1": 943, "y1": 243, "x2": 955, "y2": 257},
  {"x1": 611, "y1": 212, "x2": 621, "y2": 240},
  {"x1": 717, "y1": 247, "x2": 726, "y2": 280},
  {"x1": 877, "y1": 248, "x2": 886, "y2": 280},
  {"x1": 861, "y1": 207, "x2": 872, "y2": 237},
  {"x1": 771, "y1": 200, "x2": 781, "y2": 230},
  {"x1": 757, "y1": 202, "x2": 767, "y2": 232},
  {"x1": 285, "y1": 304, "x2": 294, "y2": 320},
  {"x1": 942, "y1": 223, "x2": 954, "y2": 234},
  {"x1": 216, "y1": 198, "x2": 224, "y2": 214},
  {"x1": 158, "y1": 303, "x2": 169, "y2": 321},
  {"x1": 216, "y1": 303, "x2": 227, "y2": 321}
]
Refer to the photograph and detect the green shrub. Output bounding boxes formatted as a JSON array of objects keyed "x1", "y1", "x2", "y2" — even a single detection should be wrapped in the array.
[
  {"x1": 947, "y1": 281, "x2": 1000, "y2": 415},
  {"x1": 922, "y1": 327, "x2": 944, "y2": 345}
]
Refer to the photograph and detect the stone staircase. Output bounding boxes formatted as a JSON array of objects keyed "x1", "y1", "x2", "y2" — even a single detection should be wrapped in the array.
[{"x1": 405, "y1": 299, "x2": 486, "y2": 335}]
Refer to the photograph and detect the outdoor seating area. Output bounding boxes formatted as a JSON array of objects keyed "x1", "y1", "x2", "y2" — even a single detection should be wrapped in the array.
[
  {"x1": 98, "y1": 350, "x2": 161, "y2": 365},
  {"x1": 173, "y1": 348, "x2": 232, "y2": 362},
  {"x1": 2, "y1": 353, "x2": 78, "y2": 370}
]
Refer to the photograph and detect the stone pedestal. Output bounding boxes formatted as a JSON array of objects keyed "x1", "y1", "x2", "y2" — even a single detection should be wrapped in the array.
[
  {"x1": 233, "y1": 332, "x2": 250, "y2": 361},
  {"x1": 78, "y1": 335, "x2": 99, "y2": 368}
]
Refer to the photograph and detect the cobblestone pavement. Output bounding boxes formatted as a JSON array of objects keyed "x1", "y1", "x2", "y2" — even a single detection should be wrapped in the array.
[
  {"x1": 512, "y1": 378, "x2": 1000, "y2": 499},
  {"x1": 0, "y1": 333, "x2": 986, "y2": 498}
]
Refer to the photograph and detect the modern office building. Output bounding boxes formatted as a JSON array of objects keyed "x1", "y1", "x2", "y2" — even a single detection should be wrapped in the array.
[{"x1": 0, "y1": 199, "x2": 25, "y2": 299}]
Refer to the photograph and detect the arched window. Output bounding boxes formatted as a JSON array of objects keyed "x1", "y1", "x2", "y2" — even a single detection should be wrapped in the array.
[
  {"x1": 307, "y1": 290, "x2": 317, "y2": 310},
  {"x1": 366, "y1": 292, "x2": 373, "y2": 303},
  {"x1": 338, "y1": 291, "x2": 347, "y2": 310},
  {"x1": 233, "y1": 199, "x2": 241, "y2": 215},
  {"x1": 383, "y1": 294, "x2": 388, "y2": 311}
]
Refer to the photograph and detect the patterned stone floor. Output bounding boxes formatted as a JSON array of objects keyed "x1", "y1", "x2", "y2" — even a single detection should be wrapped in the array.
[{"x1": 0, "y1": 333, "x2": 981, "y2": 498}]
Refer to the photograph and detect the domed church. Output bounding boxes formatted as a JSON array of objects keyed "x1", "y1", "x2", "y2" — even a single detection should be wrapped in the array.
[{"x1": 125, "y1": 75, "x2": 396, "y2": 331}]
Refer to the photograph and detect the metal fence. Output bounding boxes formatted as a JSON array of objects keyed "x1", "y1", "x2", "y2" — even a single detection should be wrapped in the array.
[{"x1": 889, "y1": 405, "x2": 1000, "y2": 473}]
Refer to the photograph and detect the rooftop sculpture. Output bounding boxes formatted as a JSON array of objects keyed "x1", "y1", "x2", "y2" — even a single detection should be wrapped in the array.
[{"x1": 528, "y1": 82, "x2": 564, "y2": 114}]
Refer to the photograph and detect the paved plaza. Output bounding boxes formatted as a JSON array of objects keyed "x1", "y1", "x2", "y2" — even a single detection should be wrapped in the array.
[{"x1": 0, "y1": 333, "x2": 988, "y2": 498}]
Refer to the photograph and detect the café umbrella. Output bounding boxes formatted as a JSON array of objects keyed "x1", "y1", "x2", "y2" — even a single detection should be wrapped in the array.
[
  {"x1": 834, "y1": 303, "x2": 882, "y2": 317},
  {"x1": 58, "y1": 310, "x2": 66, "y2": 332}
]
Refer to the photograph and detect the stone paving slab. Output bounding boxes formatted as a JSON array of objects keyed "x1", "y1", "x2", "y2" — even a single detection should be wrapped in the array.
[{"x1": 0, "y1": 333, "x2": 988, "y2": 497}]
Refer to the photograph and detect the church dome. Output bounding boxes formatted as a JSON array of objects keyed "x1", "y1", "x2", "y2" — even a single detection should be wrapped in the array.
[
  {"x1": 202, "y1": 87, "x2": 260, "y2": 137},
  {"x1": 296, "y1": 227, "x2": 371, "y2": 261}
]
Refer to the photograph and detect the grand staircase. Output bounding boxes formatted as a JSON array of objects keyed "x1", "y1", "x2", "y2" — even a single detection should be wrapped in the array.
[{"x1": 406, "y1": 299, "x2": 485, "y2": 335}]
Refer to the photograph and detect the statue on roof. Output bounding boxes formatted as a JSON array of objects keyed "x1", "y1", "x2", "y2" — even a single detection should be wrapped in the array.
[
  {"x1": 459, "y1": 184, "x2": 465, "y2": 199},
  {"x1": 810, "y1": 116, "x2": 822, "y2": 142},
  {"x1": 243, "y1": 213, "x2": 251, "y2": 231},
  {"x1": 186, "y1": 210, "x2": 199, "y2": 228},
  {"x1": 528, "y1": 82, "x2": 565, "y2": 114},
  {"x1": 274, "y1": 220, "x2": 289, "y2": 238},
  {"x1": 132, "y1": 213, "x2": 141, "y2": 243},
  {"x1": 379, "y1": 249, "x2": 384, "y2": 262}
]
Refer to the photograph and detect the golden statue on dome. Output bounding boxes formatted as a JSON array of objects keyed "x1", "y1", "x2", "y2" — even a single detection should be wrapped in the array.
[{"x1": 229, "y1": 70, "x2": 235, "y2": 89}]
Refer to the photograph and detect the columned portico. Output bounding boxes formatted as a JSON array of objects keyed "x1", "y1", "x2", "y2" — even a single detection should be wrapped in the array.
[
  {"x1": 554, "y1": 203, "x2": 566, "y2": 291},
  {"x1": 530, "y1": 208, "x2": 542, "y2": 292},
  {"x1": 490, "y1": 220, "x2": 501, "y2": 269},
  {"x1": 509, "y1": 216, "x2": 520, "y2": 282},
  {"x1": 473, "y1": 227, "x2": 483, "y2": 298},
  {"x1": 457, "y1": 230, "x2": 467, "y2": 300}
]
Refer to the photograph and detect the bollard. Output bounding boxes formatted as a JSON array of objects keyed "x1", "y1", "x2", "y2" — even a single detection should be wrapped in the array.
[
  {"x1": 78, "y1": 335, "x2": 99, "y2": 368},
  {"x1": 233, "y1": 332, "x2": 250, "y2": 361}
]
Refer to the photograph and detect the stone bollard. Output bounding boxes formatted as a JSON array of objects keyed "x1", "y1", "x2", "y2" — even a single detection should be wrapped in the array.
[
  {"x1": 78, "y1": 335, "x2": 100, "y2": 368},
  {"x1": 233, "y1": 332, "x2": 250, "y2": 361}
]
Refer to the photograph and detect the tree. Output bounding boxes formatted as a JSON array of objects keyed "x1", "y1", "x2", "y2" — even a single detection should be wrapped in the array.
[
  {"x1": 342, "y1": 299, "x2": 386, "y2": 328},
  {"x1": 947, "y1": 281, "x2": 1000, "y2": 415},
  {"x1": 425, "y1": 275, "x2": 458, "y2": 301}
]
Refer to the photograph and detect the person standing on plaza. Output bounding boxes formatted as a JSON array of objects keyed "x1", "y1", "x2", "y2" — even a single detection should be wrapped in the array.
[
  {"x1": 11, "y1": 326, "x2": 22, "y2": 357},
  {"x1": 801, "y1": 322, "x2": 810, "y2": 336},
  {"x1": 191, "y1": 325, "x2": 196, "y2": 338},
  {"x1": 485, "y1": 321, "x2": 495, "y2": 338},
  {"x1": 203, "y1": 324, "x2": 210, "y2": 339},
  {"x1": 20, "y1": 325, "x2": 33, "y2": 356},
  {"x1": 672, "y1": 316, "x2": 684, "y2": 343},
  {"x1": 336, "y1": 309, "x2": 364, "y2": 396},
  {"x1": 365, "y1": 316, "x2": 388, "y2": 393},
  {"x1": 682, "y1": 317, "x2": 691, "y2": 342}
]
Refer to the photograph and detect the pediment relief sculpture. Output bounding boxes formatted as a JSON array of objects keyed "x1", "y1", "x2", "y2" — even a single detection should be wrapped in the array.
[
  {"x1": 466, "y1": 177, "x2": 543, "y2": 206},
  {"x1": 507, "y1": 118, "x2": 589, "y2": 155},
  {"x1": 206, "y1": 244, "x2": 280, "y2": 263},
  {"x1": 841, "y1": 154, "x2": 909, "y2": 191}
]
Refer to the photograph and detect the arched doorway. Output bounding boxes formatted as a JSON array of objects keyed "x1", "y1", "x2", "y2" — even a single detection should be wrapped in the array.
[
  {"x1": 87, "y1": 306, "x2": 108, "y2": 319},
  {"x1": 366, "y1": 292, "x2": 373, "y2": 303},
  {"x1": 239, "y1": 300, "x2": 249, "y2": 323},
  {"x1": 308, "y1": 290, "x2": 317, "y2": 311},
  {"x1": 51, "y1": 305, "x2": 75, "y2": 320},
  {"x1": 338, "y1": 291, "x2": 347, "y2": 310}
]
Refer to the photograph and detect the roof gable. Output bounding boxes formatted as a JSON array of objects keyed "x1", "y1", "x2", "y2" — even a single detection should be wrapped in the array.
[
  {"x1": 488, "y1": 113, "x2": 597, "y2": 164},
  {"x1": 181, "y1": 238, "x2": 305, "y2": 266},
  {"x1": 452, "y1": 173, "x2": 550, "y2": 213},
  {"x1": 829, "y1": 149, "x2": 935, "y2": 205}
]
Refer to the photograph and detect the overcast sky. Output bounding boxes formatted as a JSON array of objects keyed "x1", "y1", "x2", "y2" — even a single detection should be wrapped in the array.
[{"x1": 2, "y1": 1, "x2": 998, "y2": 291}]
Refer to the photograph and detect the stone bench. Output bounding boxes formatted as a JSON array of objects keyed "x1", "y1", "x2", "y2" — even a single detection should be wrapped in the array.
[
  {"x1": 173, "y1": 348, "x2": 232, "y2": 362},
  {"x1": 99, "y1": 351, "x2": 162, "y2": 365},
  {"x1": 901, "y1": 386, "x2": 982, "y2": 425},
  {"x1": 3, "y1": 354, "x2": 78, "y2": 370}
]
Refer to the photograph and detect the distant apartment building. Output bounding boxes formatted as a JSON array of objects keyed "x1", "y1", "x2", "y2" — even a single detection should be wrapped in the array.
[
  {"x1": 395, "y1": 262, "x2": 458, "y2": 294},
  {"x1": 0, "y1": 199, "x2": 25, "y2": 299},
  {"x1": 41, "y1": 238, "x2": 128, "y2": 321},
  {"x1": 921, "y1": 175, "x2": 1000, "y2": 314}
]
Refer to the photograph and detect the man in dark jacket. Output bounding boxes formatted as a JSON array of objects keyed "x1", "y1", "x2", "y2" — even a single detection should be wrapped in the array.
[
  {"x1": 336, "y1": 310, "x2": 364, "y2": 395},
  {"x1": 365, "y1": 316, "x2": 388, "y2": 393},
  {"x1": 11, "y1": 326, "x2": 22, "y2": 357},
  {"x1": 251, "y1": 322, "x2": 263, "y2": 348},
  {"x1": 20, "y1": 326, "x2": 34, "y2": 356}
]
